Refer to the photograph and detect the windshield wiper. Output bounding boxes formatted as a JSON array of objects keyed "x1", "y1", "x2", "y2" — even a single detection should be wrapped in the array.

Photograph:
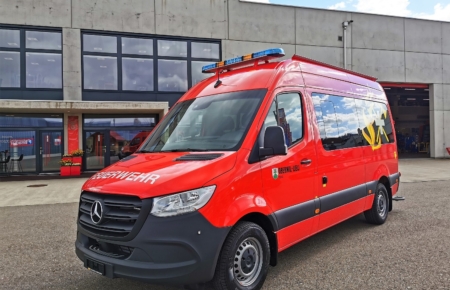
[{"x1": 135, "y1": 150, "x2": 154, "y2": 153}]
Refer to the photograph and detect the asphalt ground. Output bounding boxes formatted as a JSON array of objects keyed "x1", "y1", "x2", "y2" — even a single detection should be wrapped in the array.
[{"x1": 1, "y1": 180, "x2": 449, "y2": 290}]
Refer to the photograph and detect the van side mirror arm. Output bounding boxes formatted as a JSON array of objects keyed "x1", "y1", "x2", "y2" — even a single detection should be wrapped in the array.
[{"x1": 259, "y1": 126, "x2": 288, "y2": 158}]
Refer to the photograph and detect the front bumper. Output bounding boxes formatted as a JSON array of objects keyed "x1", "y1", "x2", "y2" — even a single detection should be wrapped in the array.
[{"x1": 75, "y1": 211, "x2": 230, "y2": 285}]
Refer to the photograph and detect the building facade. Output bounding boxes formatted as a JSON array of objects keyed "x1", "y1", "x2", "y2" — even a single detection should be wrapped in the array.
[{"x1": 0, "y1": 0, "x2": 449, "y2": 173}]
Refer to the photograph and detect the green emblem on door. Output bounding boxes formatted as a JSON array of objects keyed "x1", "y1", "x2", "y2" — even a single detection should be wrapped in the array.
[{"x1": 272, "y1": 168, "x2": 279, "y2": 180}]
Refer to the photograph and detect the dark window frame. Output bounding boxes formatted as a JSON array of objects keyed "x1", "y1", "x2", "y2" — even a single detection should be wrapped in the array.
[
  {"x1": 0, "y1": 25, "x2": 63, "y2": 92},
  {"x1": 81, "y1": 30, "x2": 221, "y2": 95}
]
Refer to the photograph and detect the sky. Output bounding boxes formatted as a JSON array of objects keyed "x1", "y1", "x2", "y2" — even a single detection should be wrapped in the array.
[{"x1": 247, "y1": 0, "x2": 450, "y2": 21}]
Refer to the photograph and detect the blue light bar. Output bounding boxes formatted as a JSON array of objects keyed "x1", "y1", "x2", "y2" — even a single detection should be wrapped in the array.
[{"x1": 202, "y1": 48, "x2": 285, "y2": 74}]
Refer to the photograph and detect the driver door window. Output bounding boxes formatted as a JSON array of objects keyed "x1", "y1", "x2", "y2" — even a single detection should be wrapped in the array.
[{"x1": 262, "y1": 93, "x2": 303, "y2": 147}]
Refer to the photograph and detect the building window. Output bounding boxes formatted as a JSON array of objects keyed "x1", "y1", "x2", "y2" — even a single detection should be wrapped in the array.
[
  {"x1": 0, "y1": 27, "x2": 62, "y2": 90},
  {"x1": 25, "y1": 31, "x2": 62, "y2": 50},
  {"x1": 83, "y1": 55, "x2": 118, "y2": 90},
  {"x1": 82, "y1": 32, "x2": 220, "y2": 95},
  {"x1": 26, "y1": 52, "x2": 62, "y2": 88},
  {"x1": 0, "y1": 51, "x2": 20, "y2": 88},
  {"x1": 122, "y1": 58, "x2": 153, "y2": 91},
  {"x1": 158, "y1": 59, "x2": 187, "y2": 92}
]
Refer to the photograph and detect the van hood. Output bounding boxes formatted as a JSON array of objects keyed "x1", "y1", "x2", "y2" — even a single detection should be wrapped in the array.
[{"x1": 82, "y1": 152, "x2": 237, "y2": 199}]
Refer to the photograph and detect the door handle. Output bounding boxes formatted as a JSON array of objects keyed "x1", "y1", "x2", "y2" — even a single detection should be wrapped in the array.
[{"x1": 301, "y1": 159, "x2": 312, "y2": 165}]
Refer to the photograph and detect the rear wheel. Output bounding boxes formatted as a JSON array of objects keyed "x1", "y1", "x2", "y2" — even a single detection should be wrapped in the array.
[
  {"x1": 212, "y1": 222, "x2": 270, "y2": 290},
  {"x1": 365, "y1": 183, "x2": 389, "y2": 225}
]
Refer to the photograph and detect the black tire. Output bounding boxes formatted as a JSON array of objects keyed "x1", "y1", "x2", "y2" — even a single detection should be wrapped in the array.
[
  {"x1": 212, "y1": 222, "x2": 270, "y2": 290},
  {"x1": 364, "y1": 183, "x2": 389, "y2": 225}
]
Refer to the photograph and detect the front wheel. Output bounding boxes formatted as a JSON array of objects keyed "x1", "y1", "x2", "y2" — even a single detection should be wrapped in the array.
[
  {"x1": 212, "y1": 222, "x2": 270, "y2": 290},
  {"x1": 364, "y1": 183, "x2": 389, "y2": 225}
]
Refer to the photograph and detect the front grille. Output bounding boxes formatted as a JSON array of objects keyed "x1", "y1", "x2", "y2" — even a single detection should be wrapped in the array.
[
  {"x1": 79, "y1": 192, "x2": 143, "y2": 238},
  {"x1": 87, "y1": 237, "x2": 135, "y2": 259}
]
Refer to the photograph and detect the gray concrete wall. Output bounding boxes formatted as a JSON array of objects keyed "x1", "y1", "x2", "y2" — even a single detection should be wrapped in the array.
[
  {"x1": 0, "y1": 0, "x2": 71, "y2": 27},
  {"x1": 0, "y1": 0, "x2": 449, "y2": 157},
  {"x1": 63, "y1": 28, "x2": 82, "y2": 102}
]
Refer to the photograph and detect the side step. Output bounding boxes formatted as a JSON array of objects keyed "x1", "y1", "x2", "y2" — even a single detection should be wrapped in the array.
[{"x1": 392, "y1": 196, "x2": 405, "y2": 201}]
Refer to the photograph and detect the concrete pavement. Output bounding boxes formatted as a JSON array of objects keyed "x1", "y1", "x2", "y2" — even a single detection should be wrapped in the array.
[
  {"x1": 0, "y1": 178, "x2": 87, "y2": 207},
  {"x1": 0, "y1": 159, "x2": 449, "y2": 208},
  {"x1": 399, "y1": 158, "x2": 450, "y2": 183}
]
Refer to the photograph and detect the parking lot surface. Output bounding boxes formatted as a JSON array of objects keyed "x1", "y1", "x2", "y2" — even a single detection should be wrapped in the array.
[{"x1": 1, "y1": 178, "x2": 449, "y2": 290}]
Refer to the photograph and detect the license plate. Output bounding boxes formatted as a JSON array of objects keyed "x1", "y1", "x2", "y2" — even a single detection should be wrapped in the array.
[{"x1": 86, "y1": 259, "x2": 105, "y2": 276}]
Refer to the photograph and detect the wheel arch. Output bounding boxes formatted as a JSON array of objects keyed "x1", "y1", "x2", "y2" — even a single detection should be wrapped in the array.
[
  {"x1": 378, "y1": 176, "x2": 393, "y2": 212},
  {"x1": 239, "y1": 212, "x2": 278, "y2": 267}
]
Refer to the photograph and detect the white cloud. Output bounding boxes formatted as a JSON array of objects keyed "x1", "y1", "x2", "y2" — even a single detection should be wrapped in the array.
[
  {"x1": 329, "y1": 2, "x2": 346, "y2": 10},
  {"x1": 415, "y1": 3, "x2": 450, "y2": 21},
  {"x1": 354, "y1": 0, "x2": 450, "y2": 22},
  {"x1": 354, "y1": 0, "x2": 411, "y2": 17}
]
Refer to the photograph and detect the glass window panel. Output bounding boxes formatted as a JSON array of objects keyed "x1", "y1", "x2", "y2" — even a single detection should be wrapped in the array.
[
  {"x1": 192, "y1": 42, "x2": 220, "y2": 59},
  {"x1": 312, "y1": 93, "x2": 364, "y2": 151},
  {"x1": 192, "y1": 61, "x2": 214, "y2": 86},
  {"x1": 0, "y1": 51, "x2": 20, "y2": 88},
  {"x1": 122, "y1": 37, "x2": 153, "y2": 55},
  {"x1": 277, "y1": 93, "x2": 303, "y2": 146},
  {"x1": 0, "y1": 131, "x2": 36, "y2": 173},
  {"x1": 26, "y1": 31, "x2": 61, "y2": 50},
  {"x1": 83, "y1": 34, "x2": 117, "y2": 53},
  {"x1": 158, "y1": 60, "x2": 187, "y2": 92},
  {"x1": 83, "y1": 56, "x2": 118, "y2": 90},
  {"x1": 158, "y1": 40, "x2": 187, "y2": 57},
  {"x1": 122, "y1": 58, "x2": 154, "y2": 91},
  {"x1": 26, "y1": 53, "x2": 62, "y2": 89},
  {"x1": 355, "y1": 99, "x2": 395, "y2": 147},
  {"x1": 84, "y1": 117, "x2": 156, "y2": 127},
  {"x1": 0, "y1": 29, "x2": 20, "y2": 48},
  {"x1": 0, "y1": 116, "x2": 63, "y2": 128},
  {"x1": 140, "y1": 90, "x2": 265, "y2": 152},
  {"x1": 262, "y1": 94, "x2": 303, "y2": 147}
]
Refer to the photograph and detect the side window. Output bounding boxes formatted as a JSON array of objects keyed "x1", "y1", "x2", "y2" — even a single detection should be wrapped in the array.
[
  {"x1": 262, "y1": 93, "x2": 303, "y2": 147},
  {"x1": 355, "y1": 99, "x2": 395, "y2": 149},
  {"x1": 312, "y1": 93, "x2": 363, "y2": 151}
]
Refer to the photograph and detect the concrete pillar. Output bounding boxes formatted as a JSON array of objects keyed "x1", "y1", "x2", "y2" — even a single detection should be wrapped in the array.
[
  {"x1": 429, "y1": 84, "x2": 446, "y2": 158},
  {"x1": 63, "y1": 28, "x2": 82, "y2": 102},
  {"x1": 444, "y1": 85, "x2": 450, "y2": 158}
]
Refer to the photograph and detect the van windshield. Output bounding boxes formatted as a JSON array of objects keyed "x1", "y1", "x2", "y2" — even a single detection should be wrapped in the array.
[{"x1": 139, "y1": 89, "x2": 267, "y2": 152}]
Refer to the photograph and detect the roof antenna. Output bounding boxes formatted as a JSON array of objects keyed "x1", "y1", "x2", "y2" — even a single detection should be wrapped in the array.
[{"x1": 214, "y1": 70, "x2": 222, "y2": 88}]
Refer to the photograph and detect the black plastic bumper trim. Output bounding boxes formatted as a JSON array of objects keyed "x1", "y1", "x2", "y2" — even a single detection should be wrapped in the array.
[
  {"x1": 273, "y1": 200, "x2": 316, "y2": 230},
  {"x1": 76, "y1": 211, "x2": 230, "y2": 285},
  {"x1": 272, "y1": 182, "x2": 373, "y2": 231},
  {"x1": 389, "y1": 172, "x2": 400, "y2": 187}
]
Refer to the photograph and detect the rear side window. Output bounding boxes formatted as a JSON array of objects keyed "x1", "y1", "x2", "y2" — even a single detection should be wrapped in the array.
[
  {"x1": 312, "y1": 93, "x2": 362, "y2": 151},
  {"x1": 312, "y1": 93, "x2": 394, "y2": 151},
  {"x1": 355, "y1": 99, "x2": 395, "y2": 149},
  {"x1": 263, "y1": 93, "x2": 303, "y2": 147}
]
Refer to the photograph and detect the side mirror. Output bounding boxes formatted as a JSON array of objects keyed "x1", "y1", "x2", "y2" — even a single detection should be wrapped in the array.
[{"x1": 259, "y1": 126, "x2": 288, "y2": 157}]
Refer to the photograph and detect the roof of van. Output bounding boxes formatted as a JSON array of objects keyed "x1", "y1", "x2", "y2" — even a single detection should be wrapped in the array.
[{"x1": 184, "y1": 55, "x2": 383, "y2": 100}]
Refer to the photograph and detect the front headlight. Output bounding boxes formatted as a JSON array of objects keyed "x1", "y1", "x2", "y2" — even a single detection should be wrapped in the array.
[{"x1": 151, "y1": 185, "x2": 216, "y2": 217}]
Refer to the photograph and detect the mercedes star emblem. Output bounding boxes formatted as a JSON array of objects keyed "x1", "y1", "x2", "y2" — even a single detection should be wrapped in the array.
[{"x1": 90, "y1": 201, "x2": 103, "y2": 224}]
